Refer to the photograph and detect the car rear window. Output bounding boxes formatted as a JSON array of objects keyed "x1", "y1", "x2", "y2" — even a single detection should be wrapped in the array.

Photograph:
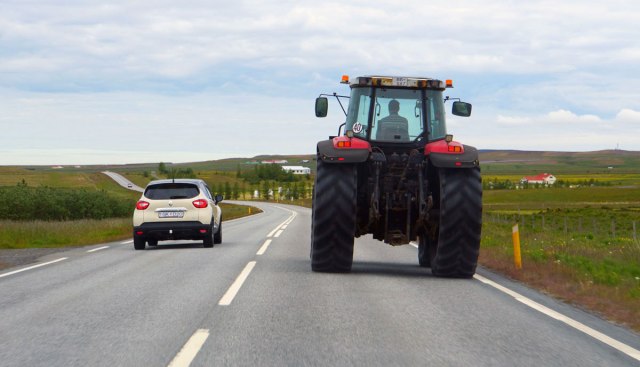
[{"x1": 144, "y1": 183, "x2": 200, "y2": 200}]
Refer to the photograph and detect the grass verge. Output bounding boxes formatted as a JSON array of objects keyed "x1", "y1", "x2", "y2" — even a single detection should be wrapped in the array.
[{"x1": 480, "y1": 210, "x2": 640, "y2": 332}]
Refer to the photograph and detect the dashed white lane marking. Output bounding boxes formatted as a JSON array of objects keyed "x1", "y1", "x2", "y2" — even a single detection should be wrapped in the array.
[
  {"x1": 266, "y1": 209, "x2": 297, "y2": 238},
  {"x1": 274, "y1": 230, "x2": 284, "y2": 238},
  {"x1": 218, "y1": 261, "x2": 257, "y2": 306},
  {"x1": 256, "y1": 240, "x2": 272, "y2": 256},
  {"x1": 474, "y1": 274, "x2": 640, "y2": 362},
  {"x1": 120, "y1": 240, "x2": 133, "y2": 244},
  {"x1": 87, "y1": 246, "x2": 109, "y2": 253},
  {"x1": 167, "y1": 329, "x2": 210, "y2": 367},
  {"x1": 0, "y1": 257, "x2": 68, "y2": 279}
]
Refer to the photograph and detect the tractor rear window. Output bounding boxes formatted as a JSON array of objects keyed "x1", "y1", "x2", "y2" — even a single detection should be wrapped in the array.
[{"x1": 144, "y1": 183, "x2": 200, "y2": 200}]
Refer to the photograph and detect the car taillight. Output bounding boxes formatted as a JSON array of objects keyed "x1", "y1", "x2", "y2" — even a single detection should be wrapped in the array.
[
  {"x1": 136, "y1": 201, "x2": 150, "y2": 210},
  {"x1": 193, "y1": 199, "x2": 208, "y2": 208}
]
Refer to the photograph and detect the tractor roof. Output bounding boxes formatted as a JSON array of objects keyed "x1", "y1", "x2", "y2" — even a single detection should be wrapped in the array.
[{"x1": 345, "y1": 75, "x2": 452, "y2": 90}]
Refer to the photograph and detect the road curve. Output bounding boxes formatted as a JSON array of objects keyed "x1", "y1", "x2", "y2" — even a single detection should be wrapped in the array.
[
  {"x1": 102, "y1": 171, "x2": 144, "y2": 192},
  {"x1": 0, "y1": 202, "x2": 638, "y2": 366}
]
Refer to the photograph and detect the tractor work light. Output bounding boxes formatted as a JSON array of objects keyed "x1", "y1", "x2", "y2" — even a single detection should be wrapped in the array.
[{"x1": 445, "y1": 134, "x2": 453, "y2": 143}]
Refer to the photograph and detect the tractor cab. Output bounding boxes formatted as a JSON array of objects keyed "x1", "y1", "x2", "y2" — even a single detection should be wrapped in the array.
[{"x1": 315, "y1": 75, "x2": 472, "y2": 149}]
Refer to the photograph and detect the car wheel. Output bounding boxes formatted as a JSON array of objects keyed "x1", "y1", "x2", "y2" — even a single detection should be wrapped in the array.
[
  {"x1": 134, "y1": 237, "x2": 146, "y2": 250},
  {"x1": 213, "y1": 219, "x2": 222, "y2": 244},
  {"x1": 203, "y1": 224, "x2": 214, "y2": 248}
]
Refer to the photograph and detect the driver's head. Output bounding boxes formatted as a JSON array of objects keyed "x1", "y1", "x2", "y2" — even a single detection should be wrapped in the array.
[{"x1": 389, "y1": 100, "x2": 400, "y2": 114}]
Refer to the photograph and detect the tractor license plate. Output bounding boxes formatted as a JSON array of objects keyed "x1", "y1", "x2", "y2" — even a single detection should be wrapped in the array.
[{"x1": 158, "y1": 211, "x2": 184, "y2": 218}]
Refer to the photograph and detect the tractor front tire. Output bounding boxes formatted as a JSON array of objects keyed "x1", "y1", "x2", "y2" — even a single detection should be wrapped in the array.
[
  {"x1": 310, "y1": 159, "x2": 357, "y2": 272},
  {"x1": 430, "y1": 167, "x2": 482, "y2": 278}
]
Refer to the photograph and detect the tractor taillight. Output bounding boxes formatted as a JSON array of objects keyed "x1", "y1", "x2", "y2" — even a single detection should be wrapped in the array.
[
  {"x1": 337, "y1": 140, "x2": 352, "y2": 148},
  {"x1": 136, "y1": 201, "x2": 150, "y2": 210},
  {"x1": 448, "y1": 146, "x2": 462, "y2": 153},
  {"x1": 193, "y1": 199, "x2": 208, "y2": 208}
]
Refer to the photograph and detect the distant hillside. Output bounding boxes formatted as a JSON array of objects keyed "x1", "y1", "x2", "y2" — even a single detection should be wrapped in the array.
[
  {"x1": 479, "y1": 149, "x2": 640, "y2": 174},
  {"x1": 5, "y1": 150, "x2": 640, "y2": 176}
]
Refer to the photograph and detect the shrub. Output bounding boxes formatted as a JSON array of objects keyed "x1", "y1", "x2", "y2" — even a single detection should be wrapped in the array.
[{"x1": 0, "y1": 183, "x2": 133, "y2": 221}]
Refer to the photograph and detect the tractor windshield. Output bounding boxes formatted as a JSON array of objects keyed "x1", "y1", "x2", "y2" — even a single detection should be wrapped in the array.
[{"x1": 345, "y1": 87, "x2": 446, "y2": 142}]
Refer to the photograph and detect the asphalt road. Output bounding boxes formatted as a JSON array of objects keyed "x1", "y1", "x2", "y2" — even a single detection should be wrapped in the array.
[
  {"x1": 102, "y1": 171, "x2": 144, "y2": 192},
  {"x1": 1, "y1": 202, "x2": 639, "y2": 366}
]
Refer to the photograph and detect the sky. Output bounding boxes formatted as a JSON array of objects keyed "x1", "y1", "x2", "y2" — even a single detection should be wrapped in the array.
[{"x1": 1, "y1": 0, "x2": 639, "y2": 165}]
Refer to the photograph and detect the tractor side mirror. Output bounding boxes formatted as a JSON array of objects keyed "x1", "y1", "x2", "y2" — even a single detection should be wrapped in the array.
[
  {"x1": 315, "y1": 97, "x2": 328, "y2": 118},
  {"x1": 452, "y1": 101, "x2": 472, "y2": 117}
]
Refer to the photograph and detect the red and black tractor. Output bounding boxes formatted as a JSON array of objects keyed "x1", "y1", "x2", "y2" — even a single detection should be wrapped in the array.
[{"x1": 311, "y1": 75, "x2": 482, "y2": 278}]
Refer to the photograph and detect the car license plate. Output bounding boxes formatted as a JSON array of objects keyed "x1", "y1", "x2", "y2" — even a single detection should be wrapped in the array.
[{"x1": 158, "y1": 211, "x2": 184, "y2": 218}]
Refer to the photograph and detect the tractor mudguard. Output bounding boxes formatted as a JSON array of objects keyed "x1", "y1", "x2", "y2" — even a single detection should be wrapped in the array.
[
  {"x1": 428, "y1": 145, "x2": 480, "y2": 168},
  {"x1": 317, "y1": 138, "x2": 371, "y2": 163}
]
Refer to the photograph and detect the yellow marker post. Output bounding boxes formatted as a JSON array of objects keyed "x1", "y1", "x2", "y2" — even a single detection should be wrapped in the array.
[{"x1": 512, "y1": 224, "x2": 522, "y2": 269}]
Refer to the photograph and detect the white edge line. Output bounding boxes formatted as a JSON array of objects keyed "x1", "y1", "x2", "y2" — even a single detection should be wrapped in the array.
[
  {"x1": 167, "y1": 329, "x2": 210, "y2": 367},
  {"x1": 474, "y1": 274, "x2": 640, "y2": 362},
  {"x1": 256, "y1": 239, "x2": 273, "y2": 256},
  {"x1": 87, "y1": 246, "x2": 110, "y2": 253},
  {"x1": 0, "y1": 257, "x2": 68, "y2": 279},
  {"x1": 120, "y1": 240, "x2": 133, "y2": 244},
  {"x1": 218, "y1": 261, "x2": 257, "y2": 306}
]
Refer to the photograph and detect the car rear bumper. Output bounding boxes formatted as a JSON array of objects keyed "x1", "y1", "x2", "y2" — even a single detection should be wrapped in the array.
[{"x1": 133, "y1": 221, "x2": 212, "y2": 241}]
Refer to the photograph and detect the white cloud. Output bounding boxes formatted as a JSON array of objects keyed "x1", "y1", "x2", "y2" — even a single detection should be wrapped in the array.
[{"x1": 546, "y1": 110, "x2": 601, "y2": 124}]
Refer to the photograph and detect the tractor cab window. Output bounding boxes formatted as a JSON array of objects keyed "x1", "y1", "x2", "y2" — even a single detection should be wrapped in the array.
[
  {"x1": 345, "y1": 87, "x2": 447, "y2": 142},
  {"x1": 345, "y1": 88, "x2": 372, "y2": 139},
  {"x1": 372, "y1": 89, "x2": 423, "y2": 142},
  {"x1": 427, "y1": 91, "x2": 446, "y2": 141}
]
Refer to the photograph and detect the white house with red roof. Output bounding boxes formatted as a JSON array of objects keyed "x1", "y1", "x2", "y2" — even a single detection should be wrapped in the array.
[{"x1": 521, "y1": 173, "x2": 557, "y2": 185}]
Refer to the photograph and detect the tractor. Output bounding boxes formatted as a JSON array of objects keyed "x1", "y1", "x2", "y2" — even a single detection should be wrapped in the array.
[{"x1": 311, "y1": 75, "x2": 482, "y2": 278}]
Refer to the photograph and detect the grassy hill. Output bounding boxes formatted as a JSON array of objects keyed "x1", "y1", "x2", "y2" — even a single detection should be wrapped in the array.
[{"x1": 480, "y1": 149, "x2": 640, "y2": 175}]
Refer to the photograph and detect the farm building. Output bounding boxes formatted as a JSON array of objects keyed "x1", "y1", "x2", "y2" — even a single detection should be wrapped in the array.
[
  {"x1": 282, "y1": 166, "x2": 311, "y2": 175},
  {"x1": 521, "y1": 173, "x2": 557, "y2": 185}
]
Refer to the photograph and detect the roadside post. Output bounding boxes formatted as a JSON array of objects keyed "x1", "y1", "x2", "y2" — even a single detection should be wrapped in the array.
[{"x1": 512, "y1": 224, "x2": 522, "y2": 270}]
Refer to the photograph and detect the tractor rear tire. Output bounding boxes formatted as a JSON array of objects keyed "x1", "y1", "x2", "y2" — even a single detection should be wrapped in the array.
[
  {"x1": 310, "y1": 159, "x2": 357, "y2": 272},
  {"x1": 417, "y1": 235, "x2": 434, "y2": 267},
  {"x1": 430, "y1": 167, "x2": 482, "y2": 278}
]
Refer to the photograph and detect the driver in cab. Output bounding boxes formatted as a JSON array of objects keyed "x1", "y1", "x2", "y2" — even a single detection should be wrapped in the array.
[{"x1": 376, "y1": 100, "x2": 409, "y2": 141}]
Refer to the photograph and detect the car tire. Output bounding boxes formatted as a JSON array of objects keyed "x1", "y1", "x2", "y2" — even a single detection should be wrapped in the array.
[
  {"x1": 203, "y1": 224, "x2": 214, "y2": 248},
  {"x1": 213, "y1": 220, "x2": 222, "y2": 244},
  {"x1": 134, "y1": 237, "x2": 146, "y2": 250}
]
